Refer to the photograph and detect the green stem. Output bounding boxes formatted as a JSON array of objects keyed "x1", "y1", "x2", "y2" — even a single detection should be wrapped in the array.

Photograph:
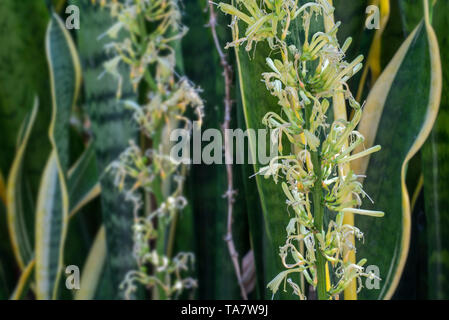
[
  {"x1": 137, "y1": 12, "x2": 158, "y2": 93},
  {"x1": 305, "y1": 103, "x2": 327, "y2": 300},
  {"x1": 311, "y1": 150, "x2": 327, "y2": 300},
  {"x1": 144, "y1": 70, "x2": 158, "y2": 92}
]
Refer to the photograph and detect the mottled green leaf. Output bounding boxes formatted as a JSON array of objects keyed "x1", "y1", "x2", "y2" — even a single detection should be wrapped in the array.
[
  {"x1": 35, "y1": 151, "x2": 69, "y2": 300},
  {"x1": 35, "y1": 11, "x2": 81, "y2": 300},
  {"x1": 71, "y1": 0, "x2": 139, "y2": 299}
]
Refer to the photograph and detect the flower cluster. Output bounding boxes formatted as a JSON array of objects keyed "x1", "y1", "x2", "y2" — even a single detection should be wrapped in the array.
[
  {"x1": 219, "y1": 0, "x2": 383, "y2": 299},
  {"x1": 96, "y1": 0, "x2": 202, "y2": 299}
]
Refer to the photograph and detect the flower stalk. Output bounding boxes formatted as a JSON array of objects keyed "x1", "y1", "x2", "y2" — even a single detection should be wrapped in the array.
[
  {"x1": 311, "y1": 148, "x2": 327, "y2": 300},
  {"x1": 219, "y1": 0, "x2": 384, "y2": 299},
  {"x1": 97, "y1": 0, "x2": 203, "y2": 299},
  {"x1": 306, "y1": 99, "x2": 327, "y2": 300}
]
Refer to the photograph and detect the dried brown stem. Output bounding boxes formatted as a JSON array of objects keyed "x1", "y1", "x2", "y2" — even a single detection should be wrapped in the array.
[{"x1": 208, "y1": 2, "x2": 247, "y2": 300}]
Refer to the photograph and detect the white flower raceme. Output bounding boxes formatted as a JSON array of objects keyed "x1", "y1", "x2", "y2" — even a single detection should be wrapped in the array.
[
  {"x1": 220, "y1": 0, "x2": 384, "y2": 299},
  {"x1": 98, "y1": 0, "x2": 201, "y2": 299}
]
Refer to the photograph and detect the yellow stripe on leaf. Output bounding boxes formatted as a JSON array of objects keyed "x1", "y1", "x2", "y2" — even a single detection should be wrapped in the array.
[
  {"x1": 10, "y1": 258, "x2": 36, "y2": 300},
  {"x1": 356, "y1": 0, "x2": 391, "y2": 102},
  {"x1": 6, "y1": 98, "x2": 39, "y2": 270},
  {"x1": 0, "y1": 171, "x2": 6, "y2": 206},
  {"x1": 352, "y1": 0, "x2": 442, "y2": 300},
  {"x1": 35, "y1": 12, "x2": 81, "y2": 300},
  {"x1": 75, "y1": 226, "x2": 107, "y2": 300}
]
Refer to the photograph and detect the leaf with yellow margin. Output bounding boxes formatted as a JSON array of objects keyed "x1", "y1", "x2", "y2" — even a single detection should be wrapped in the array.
[
  {"x1": 6, "y1": 99, "x2": 39, "y2": 270},
  {"x1": 35, "y1": 12, "x2": 81, "y2": 300},
  {"x1": 74, "y1": 226, "x2": 106, "y2": 300},
  {"x1": 420, "y1": 0, "x2": 449, "y2": 299},
  {"x1": 0, "y1": 171, "x2": 6, "y2": 206},
  {"x1": 352, "y1": 0, "x2": 441, "y2": 300},
  {"x1": 10, "y1": 258, "x2": 35, "y2": 300},
  {"x1": 67, "y1": 143, "x2": 101, "y2": 218},
  {"x1": 356, "y1": 0, "x2": 391, "y2": 102}
]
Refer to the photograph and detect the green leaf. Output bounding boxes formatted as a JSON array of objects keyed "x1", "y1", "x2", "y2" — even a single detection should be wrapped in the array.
[
  {"x1": 232, "y1": 3, "x2": 312, "y2": 300},
  {"x1": 238, "y1": 105, "x2": 267, "y2": 299},
  {"x1": 0, "y1": 199, "x2": 16, "y2": 299},
  {"x1": 52, "y1": 0, "x2": 67, "y2": 12},
  {"x1": 421, "y1": 0, "x2": 449, "y2": 300},
  {"x1": 71, "y1": 0, "x2": 139, "y2": 299},
  {"x1": 379, "y1": 0, "x2": 404, "y2": 70},
  {"x1": 61, "y1": 143, "x2": 102, "y2": 300},
  {"x1": 398, "y1": 0, "x2": 425, "y2": 34},
  {"x1": 181, "y1": 0, "x2": 251, "y2": 299},
  {"x1": 68, "y1": 143, "x2": 101, "y2": 217},
  {"x1": 35, "y1": 151, "x2": 69, "y2": 300},
  {"x1": 46, "y1": 15, "x2": 81, "y2": 173},
  {"x1": 6, "y1": 99, "x2": 39, "y2": 269},
  {"x1": 0, "y1": 171, "x2": 5, "y2": 206},
  {"x1": 35, "y1": 12, "x2": 81, "y2": 300},
  {"x1": 75, "y1": 226, "x2": 107, "y2": 300},
  {"x1": 0, "y1": 0, "x2": 51, "y2": 198},
  {"x1": 333, "y1": 0, "x2": 376, "y2": 99},
  {"x1": 0, "y1": 3, "x2": 51, "y2": 285},
  {"x1": 353, "y1": 0, "x2": 441, "y2": 299},
  {"x1": 10, "y1": 258, "x2": 35, "y2": 300},
  {"x1": 234, "y1": 34, "x2": 280, "y2": 301}
]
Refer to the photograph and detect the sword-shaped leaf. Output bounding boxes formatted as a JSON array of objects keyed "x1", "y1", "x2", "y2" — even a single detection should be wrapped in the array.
[
  {"x1": 420, "y1": 0, "x2": 449, "y2": 300},
  {"x1": 180, "y1": 0, "x2": 253, "y2": 299},
  {"x1": 353, "y1": 0, "x2": 441, "y2": 299},
  {"x1": 75, "y1": 226, "x2": 107, "y2": 300},
  {"x1": 70, "y1": 1, "x2": 139, "y2": 299},
  {"x1": 6, "y1": 99, "x2": 39, "y2": 269},
  {"x1": 68, "y1": 143, "x2": 101, "y2": 218},
  {"x1": 10, "y1": 258, "x2": 35, "y2": 300},
  {"x1": 0, "y1": 0, "x2": 51, "y2": 198},
  {"x1": 35, "y1": 12, "x2": 81, "y2": 300}
]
